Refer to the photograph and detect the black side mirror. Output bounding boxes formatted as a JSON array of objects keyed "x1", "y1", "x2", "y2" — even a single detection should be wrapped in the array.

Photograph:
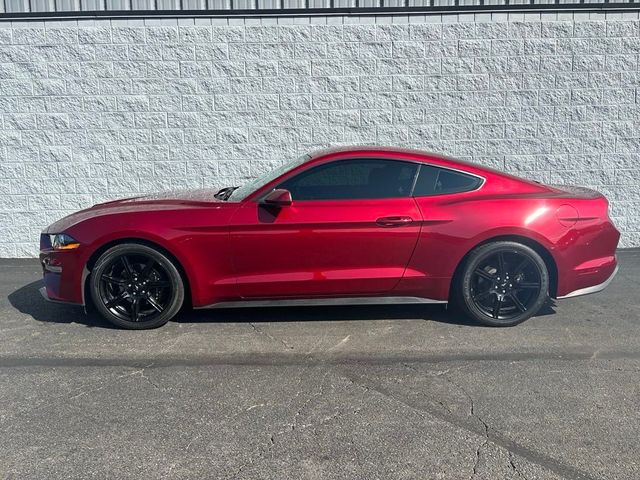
[{"x1": 262, "y1": 189, "x2": 292, "y2": 207}]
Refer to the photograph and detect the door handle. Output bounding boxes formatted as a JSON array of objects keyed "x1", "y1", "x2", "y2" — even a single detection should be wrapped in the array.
[{"x1": 376, "y1": 216, "x2": 414, "y2": 227}]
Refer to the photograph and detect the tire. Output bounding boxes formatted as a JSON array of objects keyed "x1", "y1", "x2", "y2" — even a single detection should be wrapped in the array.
[
  {"x1": 458, "y1": 241, "x2": 549, "y2": 327},
  {"x1": 90, "y1": 243, "x2": 185, "y2": 329}
]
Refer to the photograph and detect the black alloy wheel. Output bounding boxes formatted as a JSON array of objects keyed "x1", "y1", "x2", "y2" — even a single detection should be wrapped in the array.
[
  {"x1": 459, "y1": 241, "x2": 549, "y2": 327},
  {"x1": 90, "y1": 243, "x2": 184, "y2": 329}
]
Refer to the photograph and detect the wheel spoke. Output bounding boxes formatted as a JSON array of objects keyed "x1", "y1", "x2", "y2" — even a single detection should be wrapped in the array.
[
  {"x1": 139, "y1": 259, "x2": 156, "y2": 281},
  {"x1": 513, "y1": 257, "x2": 530, "y2": 276},
  {"x1": 492, "y1": 296, "x2": 503, "y2": 319},
  {"x1": 131, "y1": 297, "x2": 140, "y2": 322},
  {"x1": 147, "y1": 281, "x2": 170, "y2": 289},
  {"x1": 474, "y1": 268, "x2": 494, "y2": 281},
  {"x1": 509, "y1": 292, "x2": 527, "y2": 313},
  {"x1": 516, "y1": 282, "x2": 540, "y2": 290},
  {"x1": 102, "y1": 274, "x2": 127, "y2": 286},
  {"x1": 473, "y1": 290, "x2": 494, "y2": 302},
  {"x1": 497, "y1": 252, "x2": 506, "y2": 277},
  {"x1": 145, "y1": 295, "x2": 164, "y2": 313},
  {"x1": 105, "y1": 291, "x2": 127, "y2": 308},
  {"x1": 121, "y1": 255, "x2": 134, "y2": 279}
]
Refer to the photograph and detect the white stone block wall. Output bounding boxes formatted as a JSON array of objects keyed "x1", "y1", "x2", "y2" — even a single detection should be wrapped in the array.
[{"x1": 0, "y1": 12, "x2": 639, "y2": 257}]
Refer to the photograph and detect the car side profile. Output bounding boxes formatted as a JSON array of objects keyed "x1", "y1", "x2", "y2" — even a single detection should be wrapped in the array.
[{"x1": 39, "y1": 146, "x2": 620, "y2": 329}]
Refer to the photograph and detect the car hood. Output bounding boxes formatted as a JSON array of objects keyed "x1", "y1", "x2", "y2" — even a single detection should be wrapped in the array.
[
  {"x1": 44, "y1": 188, "x2": 229, "y2": 233},
  {"x1": 103, "y1": 188, "x2": 225, "y2": 205}
]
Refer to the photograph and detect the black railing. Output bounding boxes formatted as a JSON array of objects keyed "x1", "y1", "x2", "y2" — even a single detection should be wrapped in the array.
[{"x1": 0, "y1": 0, "x2": 638, "y2": 17}]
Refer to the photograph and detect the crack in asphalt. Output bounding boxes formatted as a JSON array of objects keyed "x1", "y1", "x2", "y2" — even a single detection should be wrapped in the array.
[
  {"x1": 138, "y1": 363, "x2": 160, "y2": 390},
  {"x1": 469, "y1": 408, "x2": 489, "y2": 479},
  {"x1": 67, "y1": 368, "x2": 145, "y2": 400},
  {"x1": 229, "y1": 433, "x2": 275, "y2": 480},
  {"x1": 340, "y1": 369, "x2": 599, "y2": 480},
  {"x1": 509, "y1": 451, "x2": 530, "y2": 480},
  {"x1": 437, "y1": 373, "x2": 490, "y2": 480},
  {"x1": 227, "y1": 368, "x2": 340, "y2": 480},
  {"x1": 0, "y1": 363, "x2": 163, "y2": 424},
  {"x1": 248, "y1": 322, "x2": 294, "y2": 351}
]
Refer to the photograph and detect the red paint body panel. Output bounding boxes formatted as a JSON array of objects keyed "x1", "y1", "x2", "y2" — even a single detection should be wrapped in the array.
[
  {"x1": 40, "y1": 147, "x2": 620, "y2": 308},
  {"x1": 229, "y1": 197, "x2": 421, "y2": 298}
]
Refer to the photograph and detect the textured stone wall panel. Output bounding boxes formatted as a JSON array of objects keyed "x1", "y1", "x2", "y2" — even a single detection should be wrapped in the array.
[{"x1": 0, "y1": 14, "x2": 639, "y2": 256}]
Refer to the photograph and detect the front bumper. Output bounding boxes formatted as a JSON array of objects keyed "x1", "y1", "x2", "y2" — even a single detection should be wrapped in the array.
[
  {"x1": 558, "y1": 264, "x2": 619, "y2": 299},
  {"x1": 39, "y1": 249, "x2": 86, "y2": 305},
  {"x1": 39, "y1": 285, "x2": 78, "y2": 305}
]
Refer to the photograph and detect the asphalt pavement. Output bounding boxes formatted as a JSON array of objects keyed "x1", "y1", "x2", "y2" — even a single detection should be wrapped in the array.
[{"x1": 1, "y1": 250, "x2": 639, "y2": 480}]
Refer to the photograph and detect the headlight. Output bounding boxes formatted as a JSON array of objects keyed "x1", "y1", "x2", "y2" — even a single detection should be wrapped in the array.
[{"x1": 50, "y1": 233, "x2": 80, "y2": 250}]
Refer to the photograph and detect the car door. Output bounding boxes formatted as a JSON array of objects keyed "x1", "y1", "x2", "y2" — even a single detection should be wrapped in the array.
[{"x1": 228, "y1": 158, "x2": 423, "y2": 298}]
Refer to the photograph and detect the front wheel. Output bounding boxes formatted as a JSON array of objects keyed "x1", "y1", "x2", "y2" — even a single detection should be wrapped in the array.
[
  {"x1": 90, "y1": 243, "x2": 184, "y2": 329},
  {"x1": 459, "y1": 241, "x2": 549, "y2": 327}
]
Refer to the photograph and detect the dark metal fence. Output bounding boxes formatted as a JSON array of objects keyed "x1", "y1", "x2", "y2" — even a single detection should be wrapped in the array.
[{"x1": 0, "y1": 0, "x2": 637, "y2": 16}]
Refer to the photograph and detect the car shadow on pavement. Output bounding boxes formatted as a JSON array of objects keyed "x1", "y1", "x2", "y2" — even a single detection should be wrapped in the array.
[
  {"x1": 180, "y1": 300, "x2": 557, "y2": 327},
  {"x1": 180, "y1": 303, "x2": 486, "y2": 326},
  {"x1": 8, "y1": 280, "x2": 557, "y2": 329},
  {"x1": 8, "y1": 280, "x2": 115, "y2": 329}
]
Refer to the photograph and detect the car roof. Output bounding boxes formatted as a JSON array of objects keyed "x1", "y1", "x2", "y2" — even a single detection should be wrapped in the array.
[
  {"x1": 308, "y1": 145, "x2": 442, "y2": 160},
  {"x1": 307, "y1": 145, "x2": 492, "y2": 174},
  {"x1": 306, "y1": 145, "x2": 550, "y2": 191}
]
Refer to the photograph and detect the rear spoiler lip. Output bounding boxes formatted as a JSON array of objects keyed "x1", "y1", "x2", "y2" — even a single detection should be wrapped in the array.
[{"x1": 545, "y1": 184, "x2": 605, "y2": 200}]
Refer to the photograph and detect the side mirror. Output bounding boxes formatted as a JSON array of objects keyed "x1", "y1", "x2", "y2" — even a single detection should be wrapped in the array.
[{"x1": 262, "y1": 189, "x2": 292, "y2": 207}]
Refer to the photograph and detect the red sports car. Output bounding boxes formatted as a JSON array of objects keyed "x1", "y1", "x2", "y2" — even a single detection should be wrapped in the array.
[{"x1": 39, "y1": 146, "x2": 620, "y2": 329}]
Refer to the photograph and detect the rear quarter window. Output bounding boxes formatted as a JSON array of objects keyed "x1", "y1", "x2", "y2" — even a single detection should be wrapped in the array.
[{"x1": 413, "y1": 165, "x2": 482, "y2": 196}]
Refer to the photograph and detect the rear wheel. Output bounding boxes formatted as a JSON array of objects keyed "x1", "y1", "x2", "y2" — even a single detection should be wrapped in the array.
[
  {"x1": 459, "y1": 241, "x2": 549, "y2": 327},
  {"x1": 90, "y1": 243, "x2": 184, "y2": 329}
]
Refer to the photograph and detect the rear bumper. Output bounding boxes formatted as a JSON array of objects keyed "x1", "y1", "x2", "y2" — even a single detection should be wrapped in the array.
[
  {"x1": 558, "y1": 264, "x2": 618, "y2": 299},
  {"x1": 555, "y1": 216, "x2": 620, "y2": 299}
]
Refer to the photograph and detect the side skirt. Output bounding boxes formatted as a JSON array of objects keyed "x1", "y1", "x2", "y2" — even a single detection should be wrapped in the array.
[{"x1": 195, "y1": 296, "x2": 448, "y2": 310}]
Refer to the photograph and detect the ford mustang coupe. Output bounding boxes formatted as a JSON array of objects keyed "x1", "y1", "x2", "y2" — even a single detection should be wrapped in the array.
[{"x1": 40, "y1": 146, "x2": 620, "y2": 329}]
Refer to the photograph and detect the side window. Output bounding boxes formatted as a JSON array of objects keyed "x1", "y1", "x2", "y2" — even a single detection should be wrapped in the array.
[
  {"x1": 277, "y1": 159, "x2": 418, "y2": 201},
  {"x1": 413, "y1": 165, "x2": 482, "y2": 196}
]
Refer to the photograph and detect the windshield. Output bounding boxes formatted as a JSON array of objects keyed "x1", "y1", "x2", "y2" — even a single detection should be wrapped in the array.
[{"x1": 227, "y1": 154, "x2": 310, "y2": 201}]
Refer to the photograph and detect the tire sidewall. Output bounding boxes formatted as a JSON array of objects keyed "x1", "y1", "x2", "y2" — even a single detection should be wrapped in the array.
[
  {"x1": 90, "y1": 243, "x2": 184, "y2": 329},
  {"x1": 461, "y1": 241, "x2": 549, "y2": 327}
]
